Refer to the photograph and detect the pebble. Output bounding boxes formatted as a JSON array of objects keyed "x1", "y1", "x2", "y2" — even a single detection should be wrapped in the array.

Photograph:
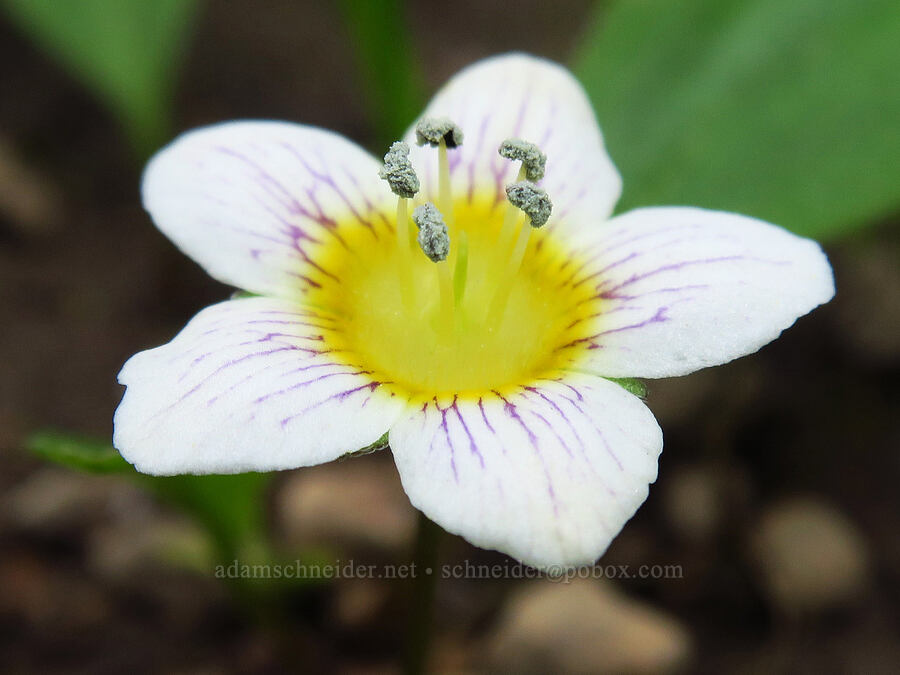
[
  {"x1": 662, "y1": 463, "x2": 752, "y2": 542},
  {"x1": 486, "y1": 579, "x2": 692, "y2": 673},
  {"x1": 749, "y1": 496, "x2": 870, "y2": 614},
  {"x1": 2, "y1": 467, "x2": 123, "y2": 532},
  {"x1": 276, "y1": 454, "x2": 416, "y2": 553}
]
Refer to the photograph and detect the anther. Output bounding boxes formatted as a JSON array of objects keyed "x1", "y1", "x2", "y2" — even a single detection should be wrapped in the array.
[
  {"x1": 506, "y1": 181, "x2": 553, "y2": 228},
  {"x1": 378, "y1": 141, "x2": 419, "y2": 198},
  {"x1": 412, "y1": 203, "x2": 450, "y2": 263},
  {"x1": 499, "y1": 138, "x2": 547, "y2": 181},
  {"x1": 415, "y1": 117, "x2": 464, "y2": 148}
]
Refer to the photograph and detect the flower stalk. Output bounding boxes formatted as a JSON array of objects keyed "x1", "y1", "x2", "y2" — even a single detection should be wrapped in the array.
[{"x1": 404, "y1": 511, "x2": 443, "y2": 675}]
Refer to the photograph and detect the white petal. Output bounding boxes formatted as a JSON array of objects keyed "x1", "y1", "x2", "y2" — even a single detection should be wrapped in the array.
[
  {"x1": 389, "y1": 374, "x2": 662, "y2": 568},
  {"x1": 142, "y1": 121, "x2": 393, "y2": 298},
  {"x1": 114, "y1": 297, "x2": 405, "y2": 474},
  {"x1": 404, "y1": 53, "x2": 621, "y2": 233},
  {"x1": 559, "y1": 207, "x2": 835, "y2": 378}
]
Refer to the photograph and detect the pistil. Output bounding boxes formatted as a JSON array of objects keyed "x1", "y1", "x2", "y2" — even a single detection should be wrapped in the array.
[{"x1": 454, "y1": 230, "x2": 469, "y2": 304}]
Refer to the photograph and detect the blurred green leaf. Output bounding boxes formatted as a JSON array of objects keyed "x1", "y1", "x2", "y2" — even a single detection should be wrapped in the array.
[
  {"x1": 341, "y1": 431, "x2": 389, "y2": 459},
  {"x1": 26, "y1": 430, "x2": 269, "y2": 560},
  {"x1": 1, "y1": 0, "x2": 199, "y2": 156},
  {"x1": 574, "y1": 0, "x2": 900, "y2": 240},
  {"x1": 607, "y1": 378, "x2": 648, "y2": 399},
  {"x1": 338, "y1": 0, "x2": 425, "y2": 146},
  {"x1": 152, "y1": 472, "x2": 270, "y2": 560},
  {"x1": 28, "y1": 430, "x2": 132, "y2": 473}
]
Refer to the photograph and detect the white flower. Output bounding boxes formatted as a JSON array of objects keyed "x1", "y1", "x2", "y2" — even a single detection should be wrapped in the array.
[{"x1": 113, "y1": 54, "x2": 834, "y2": 568}]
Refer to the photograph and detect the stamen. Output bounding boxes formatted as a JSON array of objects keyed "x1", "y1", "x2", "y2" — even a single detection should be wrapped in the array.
[
  {"x1": 494, "y1": 164, "x2": 527, "y2": 256},
  {"x1": 412, "y1": 203, "x2": 450, "y2": 263},
  {"x1": 487, "y1": 182, "x2": 553, "y2": 325},
  {"x1": 395, "y1": 197, "x2": 413, "y2": 307},
  {"x1": 378, "y1": 141, "x2": 420, "y2": 198},
  {"x1": 413, "y1": 203, "x2": 453, "y2": 329},
  {"x1": 499, "y1": 138, "x2": 546, "y2": 181},
  {"x1": 414, "y1": 117, "x2": 464, "y2": 148},
  {"x1": 494, "y1": 138, "x2": 546, "y2": 259},
  {"x1": 415, "y1": 116, "x2": 463, "y2": 237},
  {"x1": 379, "y1": 141, "x2": 419, "y2": 307},
  {"x1": 396, "y1": 197, "x2": 411, "y2": 255},
  {"x1": 438, "y1": 141, "x2": 453, "y2": 226},
  {"x1": 505, "y1": 181, "x2": 553, "y2": 229}
]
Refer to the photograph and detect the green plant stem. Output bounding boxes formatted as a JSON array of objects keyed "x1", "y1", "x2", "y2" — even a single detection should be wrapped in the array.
[
  {"x1": 404, "y1": 511, "x2": 443, "y2": 675},
  {"x1": 337, "y1": 0, "x2": 425, "y2": 147}
]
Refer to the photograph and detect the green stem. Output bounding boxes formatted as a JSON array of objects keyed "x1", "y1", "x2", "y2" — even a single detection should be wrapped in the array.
[
  {"x1": 403, "y1": 511, "x2": 443, "y2": 675},
  {"x1": 337, "y1": 0, "x2": 425, "y2": 146}
]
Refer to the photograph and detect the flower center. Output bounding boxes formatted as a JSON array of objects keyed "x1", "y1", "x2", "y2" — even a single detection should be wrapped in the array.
[{"x1": 310, "y1": 197, "x2": 596, "y2": 396}]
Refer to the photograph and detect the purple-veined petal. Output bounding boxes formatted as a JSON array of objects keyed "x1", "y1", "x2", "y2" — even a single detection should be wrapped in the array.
[
  {"x1": 142, "y1": 121, "x2": 393, "y2": 298},
  {"x1": 557, "y1": 207, "x2": 835, "y2": 378},
  {"x1": 114, "y1": 297, "x2": 405, "y2": 475},
  {"x1": 404, "y1": 53, "x2": 621, "y2": 234},
  {"x1": 388, "y1": 373, "x2": 662, "y2": 568}
]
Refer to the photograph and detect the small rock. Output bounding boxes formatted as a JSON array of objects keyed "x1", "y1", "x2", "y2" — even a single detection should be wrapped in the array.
[
  {"x1": 331, "y1": 578, "x2": 391, "y2": 629},
  {"x1": 0, "y1": 134, "x2": 63, "y2": 234},
  {"x1": 486, "y1": 579, "x2": 692, "y2": 674},
  {"x1": 662, "y1": 463, "x2": 752, "y2": 542},
  {"x1": 276, "y1": 454, "x2": 416, "y2": 553},
  {"x1": 88, "y1": 516, "x2": 214, "y2": 580},
  {"x1": 2, "y1": 467, "x2": 125, "y2": 532},
  {"x1": 662, "y1": 466, "x2": 721, "y2": 542},
  {"x1": 431, "y1": 634, "x2": 476, "y2": 675},
  {"x1": 749, "y1": 496, "x2": 870, "y2": 614}
]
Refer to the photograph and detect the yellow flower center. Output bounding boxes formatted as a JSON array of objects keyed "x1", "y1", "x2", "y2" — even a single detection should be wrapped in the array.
[{"x1": 309, "y1": 196, "x2": 597, "y2": 397}]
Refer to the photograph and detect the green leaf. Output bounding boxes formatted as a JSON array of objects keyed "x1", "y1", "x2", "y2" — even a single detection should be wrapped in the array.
[
  {"x1": 337, "y1": 0, "x2": 425, "y2": 146},
  {"x1": 27, "y1": 430, "x2": 132, "y2": 473},
  {"x1": 606, "y1": 378, "x2": 648, "y2": 399},
  {"x1": 574, "y1": 0, "x2": 900, "y2": 240},
  {"x1": 152, "y1": 472, "x2": 270, "y2": 560},
  {"x1": 340, "y1": 431, "x2": 389, "y2": 459},
  {"x1": 230, "y1": 290, "x2": 261, "y2": 300},
  {"x1": 1, "y1": 0, "x2": 199, "y2": 156},
  {"x1": 25, "y1": 430, "x2": 270, "y2": 560}
]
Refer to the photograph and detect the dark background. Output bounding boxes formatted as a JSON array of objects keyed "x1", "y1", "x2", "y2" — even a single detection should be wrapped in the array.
[{"x1": 1, "y1": 1, "x2": 898, "y2": 672}]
